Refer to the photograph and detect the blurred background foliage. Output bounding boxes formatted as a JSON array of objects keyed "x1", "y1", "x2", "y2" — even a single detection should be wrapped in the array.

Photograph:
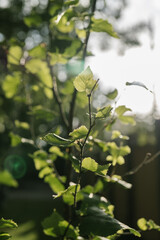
[{"x1": 0, "y1": 0, "x2": 159, "y2": 240}]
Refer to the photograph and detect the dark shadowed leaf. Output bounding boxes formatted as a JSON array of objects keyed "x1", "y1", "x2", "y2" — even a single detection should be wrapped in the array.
[
  {"x1": 41, "y1": 133, "x2": 72, "y2": 146},
  {"x1": 42, "y1": 210, "x2": 78, "y2": 239},
  {"x1": 80, "y1": 207, "x2": 140, "y2": 237}
]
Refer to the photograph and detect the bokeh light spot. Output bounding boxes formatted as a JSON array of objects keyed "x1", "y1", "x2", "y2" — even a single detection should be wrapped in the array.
[{"x1": 4, "y1": 155, "x2": 27, "y2": 179}]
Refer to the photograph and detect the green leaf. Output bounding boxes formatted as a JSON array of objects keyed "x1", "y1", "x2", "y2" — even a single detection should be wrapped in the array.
[
  {"x1": 0, "y1": 218, "x2": 18, "y2": 229},
  {"x1": 53, "y1": 184, "x2": 82, "y2": 205},
  {"x1": 119, "y1": 145, "x2": 131, "y2": 156},
  {"x1": 42, "y1": 210, "x2": 78, "y2": 239},
  {"x1": 111, "y1": 130, "x2": 129, "y2": 140},
  {"x1": 115, "y1": 105, "x2": 132, "y2": 116},
  {"x1": 105, "y1": 175, "x2": 132, "y2": 189},
  {"x1": 106, "y1": 89, "x2": 118, "y2": 100},
  {"x1": 39, "y1": 167, "x2": 53, "y2": 179},
  {"x1": 24, "y1": 14, "x2": 42, "y2": 27},
  {"x1": 69, "y1": 125, "x2": 88, "y2": 140},
  {"x1": 96, "y1": 105, "x2": 112, "y2": 119},
  {"x1": 32, "y1": 150, "x2": 48, "y2": 170},
  {"x1": 0, "y1": 171, "x2": 18, "y2": 188},
  {"x1": 126, "y1": 81, "x2": 153, "y2": 93},
  {"x1": 49, "y1": 146, "x2": 64, "y2": 157},
  {"x1": 41, "y1": 133, "x2": 72, "y2": 146},
  {"x1": 80, "y1": 193, "x2": 113, "y2": 216},
  {"x1": 44, "y1": 174, "x2": 65, "y2": 193},
  {"x1": 64, "y1": 0, "x2": 79, "y2": 6},
  {"x1": 28, "y1": 105, "x2": 55, "y2": 121},
  {"x1": 82, "y1": 157, "x2": 98, "y2": 172},
  {"x1": 53, "y1": 184, "x2": 80, "y2": 199},
  {"x1": 29, "y1": 44, "x2": 46, "y2": 59},
  {"x1": 9, "y1": 132, "x2": 21, "y2": 147},
  {"x1": 63, "y1": 39, "x2": 82, "y2": 58},
  {"x1": 91, "y1": 17, "x2": 119, "y2": 38},
  {"x1": 7, "y1": 46, "x2": 22, "y2": 65},
  {"x1": 2, "y1": 72, "x2": 21, "y2": 98},
  {"x1": 15, "y1": 120, "x2": 29, "y2": 130},
  {"x1": 48, "y1": 52, "x2": 67, "y2": 65},
  {"x1": 0, "y1": 232, "x2": 11, "y2": 240},
  {"x1": 137, "y1": 218, "x2": 160, "y2": 231},
  {"x1": 70, "y1": 155, "x2": 80, "y2": 173},
  {"x1": 26, "y1": 59, "x2": 52, "y2": 88},
  {"x1": 80, "y1": 206, "x2": 140, "y2": 237},
  {"x1": 73, "y1": 66, "x2": 97, "y2": 95},
  {"x1": 119, "y1": 115, "x2": 136, "y2": 125},
  {"x1": 137, "y1": 218, "x2": 148, "y2": 231}
]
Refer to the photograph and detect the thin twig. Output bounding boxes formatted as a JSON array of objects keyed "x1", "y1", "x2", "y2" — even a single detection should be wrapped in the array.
[{"x1": 123, "y1": 151, "x2": 160, "y2": 177}]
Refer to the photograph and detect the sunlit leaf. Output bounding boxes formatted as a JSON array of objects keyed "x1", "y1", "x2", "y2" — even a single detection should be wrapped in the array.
[
  {"x1": 9, "y1": 132, "x2": 21, "y2": 147},
  {"x1": 96, "y1": 105, "x2": 112, "y2": 119},
  {"x1": 56, "y1": 9, "x2": 76, "y2": 33},
  {"x1": 49, "y1": 146, "x2": 64, "y2": 157},
  {"x1": 48, "y1": 52, "x2": 67, "y2": 65},
  {"x1": 15, "y1": 120, "x2": 29, "y2": 130},
  {"x1": 137, "y1": 218, "x2": 160, "y2": 231},
  {"x1": 39, "y1": 167, "x2": 53, "y2": 179},
  {"x1": 44, "y1": 174, "x2": 65, "y2": 193},
  {"x1": 69, "y1": 125, "x2": 88, "y2": 140},
  {"x1": 7, "y1": 46, "x2": 22, "y2": 65},
  {"x1": 111, "y1": 130, "x2": 129, "y2": 140},
  {"x1": 0, "y1": 170, "x2": 18, "y2": 187},
  {"x1": 26, "y1": 59, "x2": 52, "y2": 88},
  {"x1": 29, "y1": 44, "x2": 46, "y2": 59},
  {"x1": 64, "y1": 0, "x2": 79, "y2": 6},
  {"x1": 82, "y1": 157, "x2": 98, "y2": 172},
  {"x1": 75, "y1": 28, "x2": 86, "y2": 38},
  {"x1": 41, "y1": 133, "x2": 72, "y2": 146},
  {"x1": 119, "y1": 115, "x2": 136, "y2": 125},
  {"x1": 73, "y1": 66, "x2": 97, "y2": 95},
  {"x1": 0, "y1": 218, "x2": 18, "y2": 229},
  {"x1": 91, "y1": 17, "x2": 119, "y2": 38},
  {"x1": 126, "y1": 81, "x2": 153, "y2": 93},
  {"x1": 105, "y1": 175, "x2": 132, "y2": 189},
  {"x1": 137, "y1": 218, "x2": 148, "y2": 231},
  {"x1": 0, "y1": 232, "x2": 11, "y2": 240},
  {"x1": 2, "y1": 72, "x2": 21, "y2": 98},
  {"x1": 53, "y1": 184, "x2": 82, "y2": 205},
  {"x1": 32, "y1": 150, "x2": 48, "y2": 170},
  {"x1": 106, "y1": 89, "x2": 118, "y2": 100},
  {"x1": 115, "y1": 105, "x2": 131, "y2": 116}
]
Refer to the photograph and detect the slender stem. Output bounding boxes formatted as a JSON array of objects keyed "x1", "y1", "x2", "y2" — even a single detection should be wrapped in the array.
[
  {"x1": 73, "y1": 81, "x2": 98, "y2": 208},
  {"x1": 123, "y1": 151, "x2": 160, "y2": 177}
]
